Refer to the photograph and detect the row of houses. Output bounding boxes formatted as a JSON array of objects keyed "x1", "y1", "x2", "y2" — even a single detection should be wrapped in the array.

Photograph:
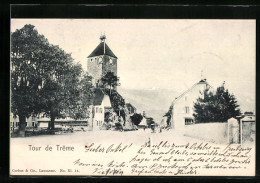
[{"x1": 10, "y1": 88, "x2": 139, "y2": 131}]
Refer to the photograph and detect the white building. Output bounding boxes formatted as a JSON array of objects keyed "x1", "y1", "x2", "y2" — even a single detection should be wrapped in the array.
[
  {"x1": 170, "y1": 79, "x2": 213, "y2": 132},
  {"x1": 138, "y1": 116, "x2": 148, "y2": 128},
  {"x1": 10, "y1": 113, "x2": 37, "y2": 130},
  {"x1": 90, "y1": 88, "x2": 112, "y2": 130}
]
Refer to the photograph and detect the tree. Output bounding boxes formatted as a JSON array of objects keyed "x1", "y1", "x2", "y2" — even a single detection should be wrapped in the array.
[
  {"x1": 66, "y1": 73, "x2": 93, "y2": 120},
  {"x1": 11, "y1": 24, "x2": 51, "y2": 132},
  {"x1": 130, "y1": 113, "x2": 143, "y2": 126},
  {"x1": 163, "y1": 105, "x2": 173, "y2": 127},
  {"x1": 37, "y1": 49, "x2": 87, "y2": 130},
  {"x1": 146, "y1": 117, "x2": 155, "y2": 128},
  {"x1": 193, "y1": 85, "x2": 241, "y2": 123},
  {"x1": 101, "y1": 72, "x2": 120, "y2": 95},
  {"x1": 103, "y1": 88, "x2": 125, "y2": 116},
  {"x1": 104, "y1": 112, "x2": 113, "y2": 123},
  {"x1": 11, "y1": 24, "x2": 92, "y2": 131}
]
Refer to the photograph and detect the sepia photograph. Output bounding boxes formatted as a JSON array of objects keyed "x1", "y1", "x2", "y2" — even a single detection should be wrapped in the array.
[{"x1": 10, "y1": 18, "x2": 255, "y2": 176}]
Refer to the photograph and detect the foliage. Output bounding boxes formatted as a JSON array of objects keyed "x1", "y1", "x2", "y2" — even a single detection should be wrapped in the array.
[
  {"x1": 115, "y1": 122, "x2": 124, "y2": 131},
  {"x1": 163, "y1": 105, "x2": 173, "y2": 126},
  {"x1": 193, "y1": 85, "x2": 241, "y2": 123},
  {"x1": 100, "y1": 72, "x2": 126, "y2": 122},
  {"x1": 11, "y1": 24, "x2": 51, "y2": 130},
  {"x1": 66, "y1": 72, "x2": 94, "y2": 120},
  {"x1": 130, "y1": 113, "x2": 143, "y2": 126},
  {"x1": 11, "y1": 24, "x2": 93, "y2": 131},
  {"x1": 146, "y1": 117, "x2": 155, "y2": 128},
  {"x1": 103, "y1": 88, "x2": 125, "y2": 115},
  {"x1": 104, "y1": 111, "x2": 113, "y2": 123},
  {"x1": 101, "y1": 72, "x2": 120, "y2": 94}
]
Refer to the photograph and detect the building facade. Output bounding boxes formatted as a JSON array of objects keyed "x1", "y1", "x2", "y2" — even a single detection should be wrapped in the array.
[
  {"x1": 87, "y1": 35, "x2": 118, "y2": 89},
  {"x1": 10, "y1": 113, "x2": 37, "y2": 130},
  {"x1": 90, "y1": 88, "x2": 112, "y2": 130},
  {"x1": 170, "y1": 79, "x2": 213, "y2": 132}
]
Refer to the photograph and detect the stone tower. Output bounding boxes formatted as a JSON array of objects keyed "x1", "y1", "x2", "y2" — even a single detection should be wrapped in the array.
[{"x1": 87, "y1": 35, "x2": 118, "y2": 89}]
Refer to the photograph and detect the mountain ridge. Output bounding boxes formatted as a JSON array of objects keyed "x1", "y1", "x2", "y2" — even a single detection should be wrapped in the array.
[{"x1": 118, "y1": 87, "x2": 255, "y2": 123}]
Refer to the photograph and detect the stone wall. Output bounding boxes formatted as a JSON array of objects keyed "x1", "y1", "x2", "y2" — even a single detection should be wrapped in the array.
[
  {"x1": 242, "y1": 122, "x2": 255, "y2": 144},
  {"x1": 184, "y1": 122, "x2": 228, "y2": 144},
  {"x1": 87, "y1": 56, "x2": 102, "y2": 86},
  {"x1": 87, "y1": 55, "x2": 117, "y2": 88}
]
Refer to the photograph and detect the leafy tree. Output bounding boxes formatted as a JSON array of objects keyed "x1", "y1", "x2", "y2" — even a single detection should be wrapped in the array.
[
  {"x1": 67, "y1": 73, "x2": 93, "y2": 120},
  {"x1": 146, "y1": 117, "x2": 155, "y2": 128},
  {"x1": 11, "y1": 24, "x2": 92, "y2": 131},
  {"x1": 37, "y1": 48, "x2": 88, "y2": 130},
  {"x1": 163, "y1": 105, "x2": 173, "y2": 127},
  {"x1": 101, "y1": 72, "x2": 120, "y2": 95},
  {"x1": 103, "y1": 88, "x2": 125, "y2": 116},
  {"x1": 11, "y1": 24, "x2": 52, "y2": 132},
  {"x1": 104, "y1": 111, "x2": 113, "y2": 123},
  {"x1": 193, "y1": 85, "x2": 241, "y2": 123},
  {"x1": 130, "y1": 113, "x2": 143, "y2": 126}
]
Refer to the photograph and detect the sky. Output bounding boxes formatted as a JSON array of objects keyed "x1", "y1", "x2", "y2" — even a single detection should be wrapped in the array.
[{"x1": 11, "y1": 19, "x2": 255, "y2": 111}]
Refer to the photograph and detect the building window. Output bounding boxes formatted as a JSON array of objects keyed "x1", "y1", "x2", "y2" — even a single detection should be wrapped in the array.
[
  {"x1": 96, "y1": 120, "x2": 98, "y2": 126},
  {"x1": 185, "y1": 118, "x2": 194, "y2": 125},
  {"x1": 185, "y1": 106, "x2": 189, "y2": 114}
]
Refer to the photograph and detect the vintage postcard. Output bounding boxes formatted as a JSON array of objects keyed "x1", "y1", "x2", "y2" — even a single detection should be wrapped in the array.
[{"x1": 10, "y1": 19, "x2": 255, "y2": 176}]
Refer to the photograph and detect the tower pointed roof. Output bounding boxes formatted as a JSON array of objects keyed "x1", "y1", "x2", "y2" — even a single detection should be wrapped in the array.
[{"x1": 88, "y1": 37, "x2": 117, "y2": 58}]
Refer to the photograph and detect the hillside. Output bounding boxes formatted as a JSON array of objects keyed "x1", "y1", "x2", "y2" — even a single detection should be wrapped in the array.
[
  {"x1": 118, "y1": 88, "x2": 180, "y2": 123},
  {"x1": 118, "y1": 87, "x2": 255, "y2": 123}
]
